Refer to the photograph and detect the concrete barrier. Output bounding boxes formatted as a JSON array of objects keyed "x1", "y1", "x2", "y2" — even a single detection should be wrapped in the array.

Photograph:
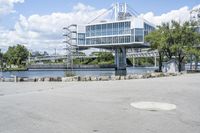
[
  {"x1": 98, "y1": 76, "x2": 109, "y2": 81},
  {"x1": 0, "y1": 72, "x2": 183, "y2": 82}
]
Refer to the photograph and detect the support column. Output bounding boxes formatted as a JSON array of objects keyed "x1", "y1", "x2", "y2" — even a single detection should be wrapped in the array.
[
  {"x1": 115, "y1": 47, "x2": 126, "y2": 70},
  {"x1": 115, "y1": 49, "x2": 119, "y2": 69},
  {"x1": 121, "y1": 47, "x2": 126, "y2": 67},
  {"x1": 154, "y1": 56, "x2": 157, "y2": 68}
]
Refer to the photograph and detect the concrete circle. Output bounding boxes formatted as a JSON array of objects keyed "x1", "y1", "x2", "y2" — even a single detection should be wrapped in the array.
[{"x1": 130, "y1": 101, "x2": 176, "y2": 111}]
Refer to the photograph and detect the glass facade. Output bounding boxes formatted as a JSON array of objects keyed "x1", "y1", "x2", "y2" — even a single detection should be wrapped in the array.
[
  {"x1": 135, "y1": 28, "x2": 144, "y2": 42},
  {"x1": 78, "y1": 20, "x2": 154, "y2": 45},
  {"x1": 86, "y1": 21, "x2": 131, "y2": 37},
  {"x1": 144, "y1": 23, "x2": 155, "y2": 36},
  {"x1": 78, "y1": 33, "x2": 85, "y2": 45},
  {"x1": 85, "y1": 36, "x2": 131, "y2": 45}
]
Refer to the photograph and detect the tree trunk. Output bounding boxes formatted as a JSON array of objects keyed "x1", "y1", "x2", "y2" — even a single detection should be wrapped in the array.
[
  {"x1": 195, "y1": 55, "x2": 198, "y2": 70},
  {"x1": 178, "y1": 61, "x2": 182, "y2": 72},
  {"x1": 178, "y1": 54, "x2": 184, "y2": 72},
  {"x1": 190, "y1": 54, "x2": 193, "y2": 70}
]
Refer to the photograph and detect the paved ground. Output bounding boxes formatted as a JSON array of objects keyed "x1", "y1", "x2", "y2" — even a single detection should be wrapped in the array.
[{"x1": 0, "y1": 74, "x2": 200, "y2": 133}]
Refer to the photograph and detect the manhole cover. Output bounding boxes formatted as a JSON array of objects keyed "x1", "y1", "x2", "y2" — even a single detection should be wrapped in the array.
[{"x1": 130, "y1": 101, "x2": 176, "y2": 111}]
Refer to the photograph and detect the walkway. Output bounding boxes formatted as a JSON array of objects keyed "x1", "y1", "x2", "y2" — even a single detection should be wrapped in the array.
[{"x1": 0, "y1": 74, "x2": 200, "y2": 133}]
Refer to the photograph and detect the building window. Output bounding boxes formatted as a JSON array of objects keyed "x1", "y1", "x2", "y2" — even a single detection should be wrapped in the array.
[
  {"x1": 113, "y1": 36, "x2": 118, "y2": 43},
  {"x1": 91, "y1": 25, "x2": 95, "y2": 36},
  {"x1": 101, "y1": 37, "x2": 106, "y2": 44},
  {"x1": 119, "y1": 22, "x2": 124, "y2": 34},
  {"x1": 119, "y1": 36, "x2": 124, "y2": 43},
  {"x1": 144, "y1": 23, "x2": 155, "y2": 36},
  {"x1": 135, "y1": 28, "x2": 144, "y2": 42},
  {"x1": 86, "y1": 26, "x2": 90, "y2": 37},
  {"x1": 96, "y1": 38, "x2": 101, "y2": 44},
  {"x1": 78, "y1": 33, "x2": 85, "y2": 45},
  {"x1": 86, "y1": 38, "x2": 91, "y2": 45},
  {"x1": 113, "y1": 23, "x2": 118, "y2": 35},
  {"x1": 124, "y1": 36, "x2": 130, "y2": 43},
  {"x1": 96, "y1": 25, "x2": 101, "y2": 36},
  {"x1": 106, "y1": 37, "x2": 112, "y2": 44},
  {"x1": 107, "y1": 23, "x2": 112, "y2": 35},
  {"x1": 124, "y1": 22, "x2": 130, "y2": 34},
  {"x1": 102, "y1": 24, "x2": 106, "y2": 36},
  {"x1": 131, "y1": 29, "x2": 134, "y2": 42},
  {"x1": 91, "y1": 38, "x2": 96, "y2": 44}
]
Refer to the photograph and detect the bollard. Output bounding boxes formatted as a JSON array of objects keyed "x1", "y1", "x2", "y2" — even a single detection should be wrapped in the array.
[{"x1": 14, "y1": 76, "x2": 18, "y2": 82}]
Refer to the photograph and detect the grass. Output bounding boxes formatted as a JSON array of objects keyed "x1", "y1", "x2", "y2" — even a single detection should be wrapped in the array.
[{"x1": 2, "y1": 67, "x2": 28, "y2": 71}]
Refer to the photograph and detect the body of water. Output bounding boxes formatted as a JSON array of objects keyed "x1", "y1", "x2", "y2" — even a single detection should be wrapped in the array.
[{"x1": 0, "y1": 67, "x2": 157, "y2": 78}]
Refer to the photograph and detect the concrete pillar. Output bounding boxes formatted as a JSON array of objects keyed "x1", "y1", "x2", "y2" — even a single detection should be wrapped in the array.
[
  {"x1": 154, "y1": 56, "x2": 157, "y2": 68},
  {"x1": 121, "y1": 47, "x2": 126, "y2": 67},
  {"x1": 115, "y1": 47, "x2": 126, "y2": 70}
]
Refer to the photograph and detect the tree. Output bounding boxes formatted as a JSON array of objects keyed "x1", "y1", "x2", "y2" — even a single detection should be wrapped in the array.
[
  {"x1": 0, "y1": 49, "x2": 3, "y2": 70},
  {"x1": 146, "y1": 20, "x2": 200, "y2": 72},
  {"x1": 145, "y1": 28, "x2": 164, "y2": 72},
  {"x1": 186, "y1": 22, "x2": 200, "y2": 70},
  {"x1": 170, "y1": 21, "x2": 200, "y2": 72},
  {"x1": 4, "y1": 44, "x2": 29, "y2": 67},
  {"x1": 97, "y1": 52, "x2": 114, "y2": 62}
]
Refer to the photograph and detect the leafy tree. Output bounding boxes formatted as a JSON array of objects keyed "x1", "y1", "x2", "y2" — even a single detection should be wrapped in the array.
[
  {"x1": 170, "y1": 21, "x2": 200, "y2": 71},
  {"x1": 4, "y1": 44, "x2": 29, "y2": 67},
  {"x1": 145, "y1": 28, "x2": 165, "y2": 72},
  {"x1": 0, "y1": 49, "x2": 3, "y2": 69},
  {"x1": 97, "y1": 52, "x2": 114, "y2": 62},
  {"x1": 146, "y1": 20, "x2": 200, "y2": 72}
]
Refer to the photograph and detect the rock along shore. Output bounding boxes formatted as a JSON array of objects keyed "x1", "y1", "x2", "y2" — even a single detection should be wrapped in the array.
[{"x1": 0, "y1": 72, "x2": 182, "y2": 82}]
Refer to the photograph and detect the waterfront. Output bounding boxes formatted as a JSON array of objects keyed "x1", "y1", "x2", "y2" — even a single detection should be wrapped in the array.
[
  {"x1": 0, "y1": 74, "x2": 200, "y2": 133},
  {"x1": 0, "y1": 67, "x2": 156, "y2": 78}
]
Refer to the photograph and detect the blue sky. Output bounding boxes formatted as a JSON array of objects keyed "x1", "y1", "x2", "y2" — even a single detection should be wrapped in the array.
[
  {"x1": 14, "y1": 0, "x2": 200, "y2": 15},
  {"x1": 2, "y1": 0, "x2": 200, "y2": 28},
  {"x1": 0, "y1": 0, "x2": 200, "y2": 52}
]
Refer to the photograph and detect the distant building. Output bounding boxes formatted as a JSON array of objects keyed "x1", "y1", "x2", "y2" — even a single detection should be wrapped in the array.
[
  {"x1": 64, "y1": 3, "x2": 155, "y2": 70},
  {"x1": 76, "y1": 18, "x2": 154, "y2": 48},
  {"x1": 190, "y1": 7, "x2": 200, "y2": 33}
]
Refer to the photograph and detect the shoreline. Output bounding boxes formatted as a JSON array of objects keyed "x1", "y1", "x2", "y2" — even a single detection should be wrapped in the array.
[{"x1": 0, "y1": 72, "x2": 183, "y2": 82}]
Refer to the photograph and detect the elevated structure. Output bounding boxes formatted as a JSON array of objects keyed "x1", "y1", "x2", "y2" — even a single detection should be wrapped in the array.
[
  {"x1": 29, "y1": 55, "x2": 97, "y2": 62},
  {"x1": 63, "y1": 3, "x2": 155, "y2": 70}
]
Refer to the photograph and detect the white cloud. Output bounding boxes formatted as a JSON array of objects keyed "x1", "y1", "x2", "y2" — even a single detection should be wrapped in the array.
[
  {"x1": 0, "y1": 3, "x2": 107, "y2": 53},
  {"x1": 192, "y1": 4, "x2": 200, "y2": 10},
  {"x1": 0, "y1": 3, "x2": 200, "y2": 53},
  {"x1": 139, "y1": 5, "x2": 200, "y2": 26},
  {"x1": 73, "y1": 2, "x2": 95, "y2": 11},
  {"x1": 0, "y1": 0, "x2": 24, "y2": 16}
]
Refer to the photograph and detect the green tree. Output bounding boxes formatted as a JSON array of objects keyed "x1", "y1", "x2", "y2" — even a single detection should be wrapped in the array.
[
  {"x1": 170, "y1": 21, "x2": 200, "y2": 72},
  {"x1": 0, "y1": 49, "x2": 3, "y2": 70},
  {"x1": 145, "y1": 28, "x2": 164, "y2": 72},
  {"x1": 97, "y1": 52, "x2": 114, "y2": 62},
  {"x1": 146, "y1": 20, "x2": 200, "y2": 72},
  {"x1": 4, "y1": 44, "x2": 29, "y2": 67}
]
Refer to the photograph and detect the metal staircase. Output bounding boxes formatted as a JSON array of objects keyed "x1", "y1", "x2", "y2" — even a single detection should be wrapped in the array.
[{"x1": 63, "y1": 24, "x2": 78, "y2": 69}]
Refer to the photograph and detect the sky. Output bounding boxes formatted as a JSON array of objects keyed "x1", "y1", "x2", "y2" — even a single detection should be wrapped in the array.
[{"x1": 0, "y1": 0, "x2": 200, "y2": 53}]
